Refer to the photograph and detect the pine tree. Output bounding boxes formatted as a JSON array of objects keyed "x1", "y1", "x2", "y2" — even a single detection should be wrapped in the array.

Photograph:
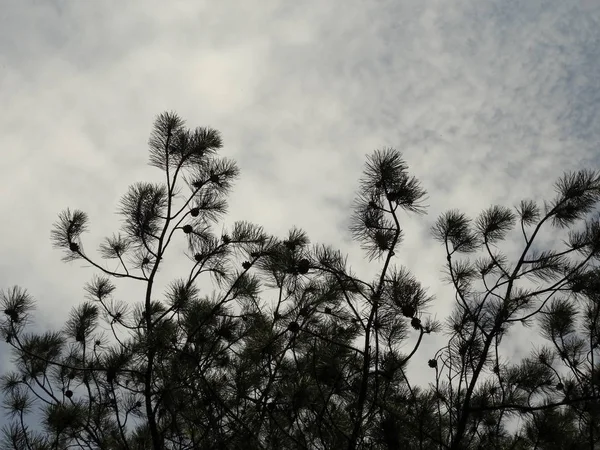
[
  {"x1": 429, "y1": 169, "x2": 600, "y2": 449},
  {"x1": 1, "y1": 111, "x2": 600, "y2": 449}
]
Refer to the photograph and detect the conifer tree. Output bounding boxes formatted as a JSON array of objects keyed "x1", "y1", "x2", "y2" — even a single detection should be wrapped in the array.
[
  {"x1": 1, "y1": 111, "x2": 600, "y2": 449},
  {"x1": 428, "y1": 168, "x2": 600, "y2": 450}
]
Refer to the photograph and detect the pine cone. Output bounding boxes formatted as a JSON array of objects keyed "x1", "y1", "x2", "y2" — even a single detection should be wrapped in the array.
[{"x1": 297, "y1": 258, "x2": 310, "y2": 274}]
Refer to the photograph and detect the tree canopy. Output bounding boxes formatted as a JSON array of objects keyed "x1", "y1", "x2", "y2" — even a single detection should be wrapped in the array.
[{"x1": 2, "y1": 112, "x2": 600, "y2": 449}]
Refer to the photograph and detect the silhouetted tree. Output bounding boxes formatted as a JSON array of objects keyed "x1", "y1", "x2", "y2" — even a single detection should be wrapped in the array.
[
  {"x1": 427, "y1": 168, "x2": 600, "y2": 450},
  {"x1": 1, "y1": 111, "x2": 600, "y2": 450}
]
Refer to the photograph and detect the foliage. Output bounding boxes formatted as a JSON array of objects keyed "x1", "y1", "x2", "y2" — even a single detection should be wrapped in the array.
[{"x1": 2, "y1": 112, "x2": 600, "y2": 449}]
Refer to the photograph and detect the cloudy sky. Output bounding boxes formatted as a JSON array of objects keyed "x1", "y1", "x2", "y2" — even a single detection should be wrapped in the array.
[{"x1": 1, "y1": 0, "x2": 599, "y2": 428}]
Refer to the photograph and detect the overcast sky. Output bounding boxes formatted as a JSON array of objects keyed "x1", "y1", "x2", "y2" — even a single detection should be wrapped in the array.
[{"x1": 1, "y1": 0, "x2": 599, "y2": 430}]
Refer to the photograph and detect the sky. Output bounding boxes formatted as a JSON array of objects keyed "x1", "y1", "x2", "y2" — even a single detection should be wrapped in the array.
[{"x1": 1, "y1": 0, "x2": 599, "y2": 432}]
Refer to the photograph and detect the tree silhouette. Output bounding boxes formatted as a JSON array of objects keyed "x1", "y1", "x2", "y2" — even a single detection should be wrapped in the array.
[{"x1": 1, "y1": 111, "x2": 600, "y2": 449}]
